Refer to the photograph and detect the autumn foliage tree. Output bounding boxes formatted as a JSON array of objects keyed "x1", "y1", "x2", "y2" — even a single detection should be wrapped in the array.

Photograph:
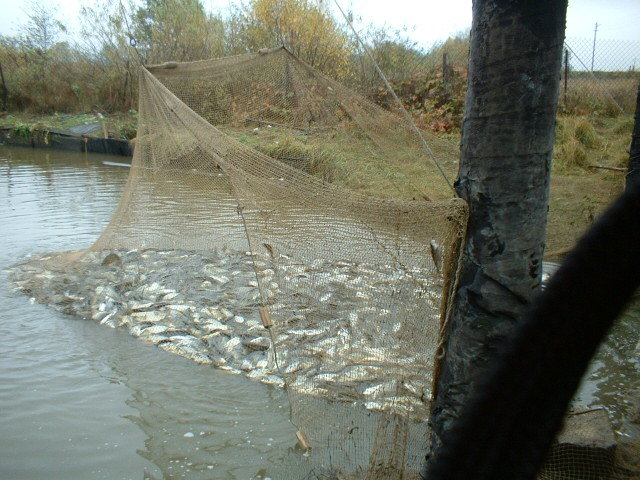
[
  {"x1": 0, "y1": 2, "x2": 70, "y2": 111},
  {"x1": 0, "y1": 0, "x2": 471, "y2": 118},
  {"x1": 226, "y1": 0, "x2": 351, "y2": 76},
  {"x1": 131, "y1": 0, "x2": 226, "y2": 64}
]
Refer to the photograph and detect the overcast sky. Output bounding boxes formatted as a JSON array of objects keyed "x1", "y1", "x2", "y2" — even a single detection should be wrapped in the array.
[{"x1": 0, "y1": 0, "x2": 638, "y2": 46}]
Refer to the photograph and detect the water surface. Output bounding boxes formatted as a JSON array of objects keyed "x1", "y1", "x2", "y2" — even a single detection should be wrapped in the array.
[
  {"x1": 0, "y1": 146, "x2": 302, "y2": 480},
  {"x1": 0, "y1": 145, "x2": 638, "y2": 480}
]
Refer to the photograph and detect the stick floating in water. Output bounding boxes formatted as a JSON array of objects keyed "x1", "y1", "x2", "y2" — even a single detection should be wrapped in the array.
[{"x1": 102, "y1": 161, "x2": 131, "y2": 168}]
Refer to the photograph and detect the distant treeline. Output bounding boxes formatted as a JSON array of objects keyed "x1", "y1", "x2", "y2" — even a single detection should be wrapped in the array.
[{"x1": 0, "y1": 0, "x2": 470, "y2": 114}]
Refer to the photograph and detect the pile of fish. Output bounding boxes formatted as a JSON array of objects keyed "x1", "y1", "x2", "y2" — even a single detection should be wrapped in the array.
[{"x1": 7, "y1": 248, "x2": 440, "y2": 417}]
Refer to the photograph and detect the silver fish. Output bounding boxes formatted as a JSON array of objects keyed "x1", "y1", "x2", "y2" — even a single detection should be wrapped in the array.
[
  {"x1": 99, "y1": 310, "x2": 118, "y2": 327},
  {"x1": 131, "y1": 310, "x2": 166, "y2": 323},
  {"x1": 159, "y1": 342, "x2": 212, "y2": 364},
  {"x1": 199, "y1": 319, "x2": 229, "y2": 333},
  {"x1": 166, "y1": 304, "x2": 191, "y2": 313},
  {"x1": 141, "y1": 325, "x2": 170, "y2": 335},
  {"x1": 129, "y1": 302, "x2": 155, "y2": 312},
  {"x1": 209, "y1": 275, "x2": 229, "y2": 284},
  {"x1": 242, "y1": 336, "x2": 271, "y2": 351}
]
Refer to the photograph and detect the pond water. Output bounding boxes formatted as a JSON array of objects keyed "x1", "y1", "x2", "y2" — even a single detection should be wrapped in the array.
[
  {"x1": 0, "y1": 146, "x2": 306, "y2": 480},
  {"x1": 0, "y1": 145, "x2": 638, "y2": 480}
]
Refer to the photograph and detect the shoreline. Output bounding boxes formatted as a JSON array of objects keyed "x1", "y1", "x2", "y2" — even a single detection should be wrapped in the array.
[{"x1": 0, "y1": 126, "x2": 133, "y2": 157}]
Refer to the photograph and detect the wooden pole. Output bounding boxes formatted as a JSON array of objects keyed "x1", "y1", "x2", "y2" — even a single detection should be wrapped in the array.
[
  {"x1": 429, "y1": 0, "x2": 568, "y2": 464},
  {"x1": 0, "y1": 61, "x2": 8, "y2": 111},
  {"x1": 564, "y1": 48, "x2": 569, "y2": 107},
  {"x1": 443, "y1": 52, "x2": 449, "y2": 84}
]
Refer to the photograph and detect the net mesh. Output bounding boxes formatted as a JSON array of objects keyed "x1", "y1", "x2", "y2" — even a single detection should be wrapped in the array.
[
  {"x1": 128, "y1": 47, "x2": 468, "y2": 478},
  {"x1": 8, "y1": 45, "x2": 640, "y2": 479},
  {"x1": 10, "y1": 46, "x2": 636, "y2": 479},
  {"x1": 8, "y1": 46, "x2": 467, "y2": 478}
]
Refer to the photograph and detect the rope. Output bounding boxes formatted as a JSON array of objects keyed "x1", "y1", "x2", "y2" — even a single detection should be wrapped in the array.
[
  {"x1": 119, "y1": 0, "x2": 145, "y2": 65},
  {"x1": 332, "y1": 0, "x2": 457, "y2": 196}
]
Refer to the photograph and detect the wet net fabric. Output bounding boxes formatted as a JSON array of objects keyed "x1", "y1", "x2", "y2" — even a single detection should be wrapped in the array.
[
  {"x1": 103, "y1": 47, "x2": 467, "y2": 478},
  {"x1": 10, "y1": 48, "x2": 468, "y2": 478}
]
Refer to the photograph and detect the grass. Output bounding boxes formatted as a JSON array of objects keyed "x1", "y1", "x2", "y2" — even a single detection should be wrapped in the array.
[
  {"x1": 223, "y1": 112, "x2": 636, "y2": 258},
  {"x1": 546, "y1": 114, "x2": 632, "y2": 257},
  {"x1": 561, "y1": 74, "x2": 639, "y2": 116},
  {"x1": 0, "y1": 111, "x2": 139, "y2": 139},
  {"x1": 1, "y1": 108, "x2": 635, "y2": 259},
  {"x1": 222, "y1": 123, "x2": 459, "y2": 201}
]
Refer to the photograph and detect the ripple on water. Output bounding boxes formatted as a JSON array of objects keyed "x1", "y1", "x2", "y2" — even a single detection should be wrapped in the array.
[
  {"x1": 1, "y1": 146, "x2": 639, "y2": 480},
  {"x1": 0, "y1": 148, "x2": 302, "y2": 480}
]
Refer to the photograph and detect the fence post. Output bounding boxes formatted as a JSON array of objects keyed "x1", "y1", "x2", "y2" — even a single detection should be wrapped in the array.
[
  {"x1": 563, "y1": 48, "x2": 569, "y2": 107},
  {"x1": 0, "y1": 61, "x2": 8, "y2": 111},
  {"x1": 443, "y1": 52, "x2": 449, "y2": 84}
]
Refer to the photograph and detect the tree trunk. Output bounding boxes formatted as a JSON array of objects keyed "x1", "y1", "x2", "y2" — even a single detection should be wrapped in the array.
[
  {"x1": 625, "y1": 84, "x2": 640, "y2": 190},
  {"x1": 430, "y1": 0, "x2": 568, "y2": 455}
]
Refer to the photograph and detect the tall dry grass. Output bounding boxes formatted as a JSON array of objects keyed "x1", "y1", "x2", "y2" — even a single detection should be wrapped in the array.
[{"x1": 561, "y1": 72, "x2": 639, "y2": 116}]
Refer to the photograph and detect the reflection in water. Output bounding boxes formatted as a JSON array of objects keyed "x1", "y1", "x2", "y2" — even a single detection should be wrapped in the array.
[
  {"x1": 574, "y1": 301, "x2": 640, "y2": 427},
  {"x1": 85, "y1": 325, "x2": 306, "y2": 480},
  {"x1": 0, "y1": 145, "x2": 638, "y2": 480}
]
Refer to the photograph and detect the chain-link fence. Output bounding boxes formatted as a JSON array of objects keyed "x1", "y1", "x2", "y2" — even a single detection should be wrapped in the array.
[
  {"x1": 562, "y1": 37, "x2": 640, "y2": 115},
  {"x1": 363, "y1": 34, "x2": 639, "y2": 124}
]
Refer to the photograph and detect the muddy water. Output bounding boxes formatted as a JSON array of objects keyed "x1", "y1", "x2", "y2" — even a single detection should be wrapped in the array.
[
  {"x1": 0, "y1": 145, "x2": 637, "y2": 479},
  {"x1": 0, "y1": 146, "x2": 304, "y2": 480}
]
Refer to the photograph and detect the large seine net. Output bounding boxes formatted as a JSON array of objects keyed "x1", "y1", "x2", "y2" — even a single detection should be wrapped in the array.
[
  {"x1": 11, "y1": 48, "x2": 637, "y2": 480},
  {"x1": 7, "y1": 47, "x2": 467, "y2": 478},
  {"x1": 122, "y1": 47, "x2": 468, "y2": 478},
  {"x1": 8, "y1": 46, "x2": 640, "y2": 479},
  {"x1": 6, "y1": 45, "x2": 467, "y2": 479}
]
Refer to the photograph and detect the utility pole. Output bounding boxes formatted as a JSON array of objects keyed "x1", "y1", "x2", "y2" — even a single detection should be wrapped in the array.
[{"x1": 591, "y1": 22, "x2": 599, "y2": 71}]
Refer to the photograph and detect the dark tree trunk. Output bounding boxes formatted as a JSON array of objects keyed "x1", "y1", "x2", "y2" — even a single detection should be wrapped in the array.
[
  {"x1": 430, "y1": 0, "x2": 568, "y2": 455},
  {"x1": 0, "y1": 62, "x2": 8, "y2": 111},
  {"x1": 625, "y1": 84, "x2": 640, "y2": 190}
]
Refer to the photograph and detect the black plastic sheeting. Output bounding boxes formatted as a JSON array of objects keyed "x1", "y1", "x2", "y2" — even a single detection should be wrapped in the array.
[{"x1": 0, "y1": 127, "x2": 133, "y2": 157}]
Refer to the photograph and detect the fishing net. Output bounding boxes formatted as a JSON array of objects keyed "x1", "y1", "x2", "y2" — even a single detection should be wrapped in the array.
[
  {"x1": 121, "y1": 47, "x2": 468, "y2": 478},
  {"x1": 8, "y1": 46, "x2": 640, "y2": 480},
  {"x1": 538, "y1": 407, "x2": 640, "y2": 480},
  {"x1": 8, "y1": 47, "x2": 467, "y2": 478}
]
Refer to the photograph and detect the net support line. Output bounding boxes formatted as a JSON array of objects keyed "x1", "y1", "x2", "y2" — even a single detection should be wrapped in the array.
[{"x1": 332, "y1": 0, "x2": 457, "y2": 196}]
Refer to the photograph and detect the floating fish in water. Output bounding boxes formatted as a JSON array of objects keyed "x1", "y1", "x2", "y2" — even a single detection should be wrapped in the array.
[
  {"x1": 281, "y1": 358, "x2": 319, "y2": 375},
  {"x1": 366, "y1": 378, "x2": 398, "y2": 397},
  {"x1": 141, "y1": 334, "x2": 171, "y2": 345},
  {"x1": 203, "y1": 306, "x2": 228, "y2": 321},
  {"x1": 199, "y1": 319, "x2": 229, "y2": 333},
  {"x1": 131, "y1": 310, "x2": 166, "y2": 323},
  {"x1": 129, "y1": 302, "x2": 155, "y2": 312},
  {"x1": 99, "y1": 310, "x2": 118, "y2": 327},
  {"x1": 7, "y1": 247, "x2": 441, "y2": 418},
  {"x1": 242, "y1": 336, "x2": 271, "y2": 351},
  {"x1": 101, "y1": 252, "x2": 122, "y2": 266},
  {"x1": 159, "y1": 341, "x2": 212, "y2": 364},
  {"x1": 140, "y1": 325, "x2": 170, "y2": 336}
]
